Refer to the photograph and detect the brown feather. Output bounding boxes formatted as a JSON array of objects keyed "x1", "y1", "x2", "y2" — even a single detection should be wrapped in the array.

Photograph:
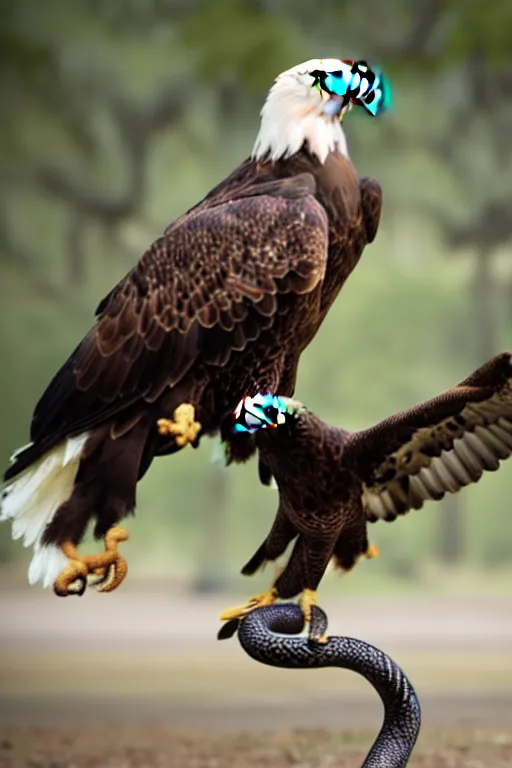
[{"x1": 9, "y1": 147, "x2": 382, "y2": 569}]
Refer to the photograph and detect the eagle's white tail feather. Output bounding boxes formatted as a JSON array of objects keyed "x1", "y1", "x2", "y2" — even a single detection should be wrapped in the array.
[
  {"x1": 28, "y1": 544, "x2": 69, "y2": 587},
  {"x1": 0, "y1": 433, "x2": 89, "y2": 587},
  {"x1": 2, "y1": 457, "x2": 54, "y2": 531},
  {"x1": 63, "y1": 434, "x2": 88, "y2": 465},
  {"x1": 11, "y1": 459, "x2": 74, "y2": 547}
]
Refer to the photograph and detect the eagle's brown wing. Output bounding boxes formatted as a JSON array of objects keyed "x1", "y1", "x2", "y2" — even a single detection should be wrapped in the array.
[
  {"x1": 345, "y1": 352, "x2": 512, "y2": 522},
  {"x1": 359, "y1": 177, "x2": 382, "y2": 243},
  {"x1": 28, "y1": 175, "x2": 328, "y2": 448}
]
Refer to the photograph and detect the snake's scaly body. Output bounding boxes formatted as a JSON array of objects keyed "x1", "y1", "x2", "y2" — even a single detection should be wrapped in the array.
[{"x1": 232, "y1": 604, "x2": 421, "y2": 767}]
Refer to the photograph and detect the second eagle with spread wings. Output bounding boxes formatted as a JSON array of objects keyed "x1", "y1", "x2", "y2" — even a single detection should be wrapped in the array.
[{"x1": 222, "y1": 352, "x2": 512, "y2": 638}]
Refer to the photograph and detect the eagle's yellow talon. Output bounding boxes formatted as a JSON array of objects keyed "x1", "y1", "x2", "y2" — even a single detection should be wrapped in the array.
[
  {"x1": 54, "y1": 560, "x2": 89, "y2": 596},
  {"x1": 86, "y1": 568, "x2": 108, "y2": 588},
  {"x1": 157, "y1": 404, "x2": 201, "y2": 447},
  {"x1": 53, "y1": 526, "x2": 129, "y2": 597},
  {"x1": 365, "y1": 543, "x2": 380, "y2": 559},
  {"x1": 95, "y1": 556, "x2": 128, "y2": 593},
  {"x1": 220, "y1": 587, "x2": 278, "y2": 621},
  {"x1": 299, "y1": 587, "x2": 318, "y2": 623}
]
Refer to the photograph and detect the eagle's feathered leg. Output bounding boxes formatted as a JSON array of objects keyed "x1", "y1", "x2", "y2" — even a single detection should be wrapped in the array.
[
  {"x1": 39, "y1": 420, "x2": 152, "y2": 596},
  {"x1": 240, "y1": 505, "x2": 297, "y2": 575},
  {"x1": 219, "y1": 507, "x2": 297, "y2": 622},
  {"x1": 157, "y1": 404, "x2": 201, "y2": 447},
  {"x1": 53, "y1": 526, "x2": 129, "y2": 596},
  {"x1": 273, "y1": 534, "x2": 334, "y2": 642}
]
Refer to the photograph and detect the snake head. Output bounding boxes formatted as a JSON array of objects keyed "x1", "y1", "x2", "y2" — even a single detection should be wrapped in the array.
[{"x1": 232, "y1": 393, "x2": 305, "y2": 435}]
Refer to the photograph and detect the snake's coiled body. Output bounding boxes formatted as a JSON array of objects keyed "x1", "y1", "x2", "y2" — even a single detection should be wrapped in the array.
[{"x1": 234, "y1": 604, "x2": 421, "y2": 767}]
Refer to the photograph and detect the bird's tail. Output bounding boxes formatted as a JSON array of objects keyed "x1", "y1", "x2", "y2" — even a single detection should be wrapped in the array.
[{"x1": 0, "y1": 434, "x2": 89, "y2": 587}]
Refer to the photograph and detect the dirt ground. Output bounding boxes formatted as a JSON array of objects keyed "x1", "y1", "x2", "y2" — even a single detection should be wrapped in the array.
[
  {"x1": 1, "y1": 588, "x2": 511, "y2": 766},
  {"x1": 1, "y1": 724, "x2": 512, "y2": 767}
]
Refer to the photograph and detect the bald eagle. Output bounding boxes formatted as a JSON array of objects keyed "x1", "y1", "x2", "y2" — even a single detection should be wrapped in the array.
[
  {"x1": 222, "y1": 352, "x2": 512, "y2": 632},
  {"x1": 1, "y1": 59, "x2": 386, "y2": 596}
]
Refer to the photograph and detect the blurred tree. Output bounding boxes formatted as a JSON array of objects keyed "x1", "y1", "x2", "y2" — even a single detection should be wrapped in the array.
[
  {"x1": 352, "y1": 0, "x2": 512, "y2": 565},
  {"x1": 0, "y1": 0, "x2": 511, "y2": 580},
  {"x1": 193, "y1": 462, "x2": 230, "y2": 593}
]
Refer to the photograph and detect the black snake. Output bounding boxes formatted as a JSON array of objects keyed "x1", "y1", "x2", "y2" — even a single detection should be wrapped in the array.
[{"x1": 219, "y1": 604, "x2": 421, "y2": 767}]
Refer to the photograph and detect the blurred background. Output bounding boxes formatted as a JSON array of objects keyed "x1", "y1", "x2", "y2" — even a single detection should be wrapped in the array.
[{"x1": 0, "y1": 0, "x2": 511, "y2": 762}]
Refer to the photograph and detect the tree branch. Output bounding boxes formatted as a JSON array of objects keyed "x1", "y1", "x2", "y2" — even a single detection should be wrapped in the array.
[
  {"x1": 408, "y1": 197, "x2": 512, "y2": 253},
  {"x1": 401, "y1": 0, "x2": 445, "y2": 56},
  {"x1": 34, "y1": 77, "x2": 189, "y2": 228},
  {"x1": 373, "y1": 0, "x2": 447, "y2": 59},
  {"x1": 0, "y1": 213, "x2": 74, "y2": 307}
]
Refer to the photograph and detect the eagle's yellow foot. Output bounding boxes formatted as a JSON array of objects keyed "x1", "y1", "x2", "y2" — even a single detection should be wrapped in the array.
[
  {"x1": 301, "y1": 590, "x2": 328, "y2": 644},
  {"x1": 299, "y1": 588, "x2": 318, "y2": 624},
  {"x1": 53, "y1": 526, "x2": 129, "y2": 597},
  {"x1": 220, "y1": 587, "x2": 278, "y2": 622},
  {"x1": 157, "y1": 404, "x2": 201, "y2": 448},
  {"x1": 365, "y1": 543, "x2": 380, "y2": 559},
  {"x1": 87, "y1": 527, "x2": 129, "y2": 593}
]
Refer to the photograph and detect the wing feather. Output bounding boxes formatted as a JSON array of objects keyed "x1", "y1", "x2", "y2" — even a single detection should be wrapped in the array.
[{"x1": 345, "y1": 353, "x2": 512, "y2": 522}]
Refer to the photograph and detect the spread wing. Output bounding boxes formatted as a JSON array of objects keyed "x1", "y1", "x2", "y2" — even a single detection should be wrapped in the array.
[
  {"x1": 30, "y1": 175, "x2": 328, "y2": 445},
  {"x1": 345, "y1": 353, "x2": 512, "y2": 522}
]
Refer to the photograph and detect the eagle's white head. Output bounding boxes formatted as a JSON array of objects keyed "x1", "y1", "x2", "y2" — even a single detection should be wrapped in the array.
[{"x1": 252, "y1": 59, "x2": 356, "y2": 165}]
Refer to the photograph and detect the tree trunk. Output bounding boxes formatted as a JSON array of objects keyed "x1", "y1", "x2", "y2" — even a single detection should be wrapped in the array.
[
  {"x1": 436, "y1": 245, "x2": 495, "y2": 565},
  {"x1": 471, "y1": 245, "x2": 495, "y2": 362}
]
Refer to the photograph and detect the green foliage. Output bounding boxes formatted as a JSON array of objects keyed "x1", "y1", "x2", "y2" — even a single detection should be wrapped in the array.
[
  {"x1": 180, "y1": 0, "x2": 305, "y2": 91},
  {"x1": 440, "y1": 0, "x2": 512, "y2": 66}
]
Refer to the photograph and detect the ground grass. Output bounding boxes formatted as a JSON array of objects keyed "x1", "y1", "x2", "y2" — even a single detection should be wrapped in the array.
[{"x1": 1, "y1": 724, "x2": 511, "y2": 767}]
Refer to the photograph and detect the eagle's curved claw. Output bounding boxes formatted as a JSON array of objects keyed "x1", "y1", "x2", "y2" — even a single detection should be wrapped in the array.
[
  {"x1": 53, "y1": 526, "x2": 129, "y2": 597},
  {"x1": 54, "y1": 560, "x2": 89, "y2": 597},
  {"x1": 94, "y1": 554, "x2": 128, "y2": 593},
  {"x1": 220, "y1": 587, "x2": 278, "y2": 622},
  {"x1": 157, "y1": 404, "x2": 201, "y2": 447}
]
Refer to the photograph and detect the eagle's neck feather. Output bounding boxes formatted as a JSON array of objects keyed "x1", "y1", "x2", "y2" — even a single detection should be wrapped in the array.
[{"x1": 251, "y1": 79, "x2": 349, "y2": 164}]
